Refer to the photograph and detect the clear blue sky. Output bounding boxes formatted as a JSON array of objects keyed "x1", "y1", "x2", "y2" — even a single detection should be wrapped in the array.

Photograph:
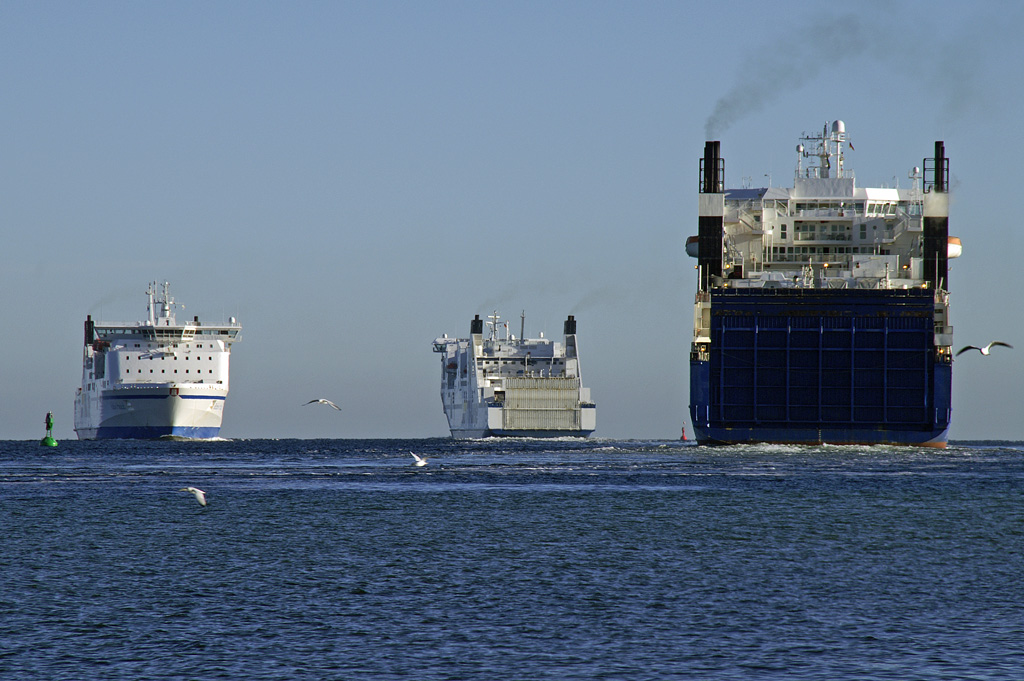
[{"x1": 3, "y1": 0, "x2": 1022, "y2": 440}]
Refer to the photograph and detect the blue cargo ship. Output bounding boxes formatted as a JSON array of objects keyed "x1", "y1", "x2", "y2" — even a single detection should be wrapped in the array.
[{"x1": 688, "y1": 122, "x2": 959, "y2": 446}]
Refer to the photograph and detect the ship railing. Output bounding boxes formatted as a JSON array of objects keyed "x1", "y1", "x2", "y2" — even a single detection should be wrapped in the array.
[
  {"x1": 793, "y1": 233, "x2": 851, "y2": 243},
  {"x1": 141, "y1": 327, "x2": 195, "y2": 342},
  {"x1": 762, "y1": 199, "x2": 792, "y2": 217},
  {"x1": 795, "y1": 208, "x2": 860, "y2": 218},
  {"x1": 893, "y1": 215, "x2": 923, "y2": 234},
  {"x1": 766, "y1": 252, "x2": 853, "y2": 265},
  {"x1": 725, "y1": 202, "x2": 763, "y2": 226},
  {"x1": 735, "y1": 214, "x2": 760, "y2": 233},
  {"x1": 723, "y1": 237, "x2": 743, "y2": 267},
  {"x1": 799, "y1": 167, "x2": 857, "y2": 182}
]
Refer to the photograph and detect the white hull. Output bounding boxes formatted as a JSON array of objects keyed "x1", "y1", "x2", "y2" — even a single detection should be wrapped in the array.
[{"x1": 75, "y1": 384, "x2": 228, "y2": 439}]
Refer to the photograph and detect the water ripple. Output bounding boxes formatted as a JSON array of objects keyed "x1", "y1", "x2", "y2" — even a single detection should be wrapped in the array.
[{"x1": 2, "y1": 438, "x2": 1024, "y2": 679}]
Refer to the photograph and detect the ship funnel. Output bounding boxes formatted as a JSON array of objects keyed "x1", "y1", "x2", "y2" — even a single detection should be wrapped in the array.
[
  {"x1": 933, "y1": 141, "x2": 947, "y2": 192},
  {"x1": 564, "y1": 315, "x2": 577, "y2": 335},
  {"x1": 84, "y1": 315, "x2": 95, "y2": 346},
  {"x1": 698, "y1": 141, "x2": 725, "y2": 290},
  {"x1": 701, "y1": 141, "x2": 722, "y2": 194},
  {"x1": 923, "y1": 141, "x2": 950, "y2": 290},
  {"x1": 470, "y1": 314, "x2": 483, "y2": 335}
]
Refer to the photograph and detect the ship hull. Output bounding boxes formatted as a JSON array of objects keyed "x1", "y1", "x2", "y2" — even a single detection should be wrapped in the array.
[
  {"x1": 689, "y1": 289, "x2": 952, "y2": 448},
  {"x1": 75, "y1": 385, "x2": 227, "y2": 440},
  {"x1": 75, "y1": 425, "x2": 222, "y2": 440},
  {"x1": 446, "y1": 400, "x2": 596, "y2": 440},
  {"x1": 450, "y1": 428, "x2": 596, "y2": 440},
  {"x1": 689, "y1": 419, "x2": 949, "y2": 448}
]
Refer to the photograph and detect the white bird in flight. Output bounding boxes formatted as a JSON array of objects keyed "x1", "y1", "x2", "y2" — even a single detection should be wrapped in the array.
[
  {"x1": 410, "y1": 451, "x2": 427, "y2": 467},
  {"x1": 304, "y1": 399, "x2": 342, "y2": 411},
  {"x1": 179, "y1": 487, "x2": 207, "y2": 506},
  {"x1": 956, "y1": 342, "x2": 1013, "y2": 357}
]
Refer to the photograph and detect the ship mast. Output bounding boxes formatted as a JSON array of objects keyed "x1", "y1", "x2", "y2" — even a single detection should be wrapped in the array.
[
  {"x1": 146, "y1": 282, "x2": 156, "y2": 326},
  {"x1": 487, "y1": 311, "x2": 500, "y2": 341},
  {"x1": 797, "y1": 120, "x2": 849, "y2": 180},
  {"x1": 146, "y1": 281, "x2": 178, "y2": 326}
]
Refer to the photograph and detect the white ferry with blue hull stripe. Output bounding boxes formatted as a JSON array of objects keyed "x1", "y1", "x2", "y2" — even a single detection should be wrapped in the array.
[{"x1": 74, "y1": 282, "x2": 241, "y2": 440}]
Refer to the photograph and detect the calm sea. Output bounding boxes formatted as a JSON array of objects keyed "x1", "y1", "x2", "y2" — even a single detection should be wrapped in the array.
[{"x1": 2, "y1": 438, "x2": 1023, "y2": 680}]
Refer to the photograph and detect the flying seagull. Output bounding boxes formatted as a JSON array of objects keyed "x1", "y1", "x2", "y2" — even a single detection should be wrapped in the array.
[
  {"x1": 410, "y1": 451, "x2": 427, "y2": 467},
  {"x1": 304, "y1": 399, "x2": 342, "y2": 411},
  {"x1": 955, "y1": 342, "x2": 1013, "y2": 357},
  {"x1": 179, "y1": 487, "x2": 207, "y2": 506}
]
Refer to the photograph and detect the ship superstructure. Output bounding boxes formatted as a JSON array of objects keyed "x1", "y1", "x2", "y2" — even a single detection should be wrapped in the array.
[
  {"x1": 688, "y1": 121, "x2": 958, "y2": 446},
  {"x1": 74, "y1": 282, "x2": 242, "y2": 439},
  {"x1": 433, "y1": 312, "x2": 596, "y2": 438}
]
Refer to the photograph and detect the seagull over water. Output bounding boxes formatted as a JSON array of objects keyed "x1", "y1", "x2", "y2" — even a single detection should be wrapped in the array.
[
  {"x1": 410, "y1": 451, "x2": 428, "y2": 467},
  {"x1": 304, "y1": 399, "x2": 342, "y2": 411},
  {"x1": 179, "y1": 487, "x2": 207, "y2": 506},
  {"x1": 955, "y1": 342, "x2": 1013, "y2": 357}
]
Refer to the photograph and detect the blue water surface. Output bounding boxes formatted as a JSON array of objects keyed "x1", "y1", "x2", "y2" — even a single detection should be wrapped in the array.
[{"x1": 2, "y1": 438, "x2": 1023, "y2": 680}]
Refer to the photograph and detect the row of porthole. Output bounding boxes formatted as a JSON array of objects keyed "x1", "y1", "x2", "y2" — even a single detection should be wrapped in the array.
[
  {"x1": 130, "y1": 343, "x2": 214, "y2": 349},
  {"x1": 124, "y1": 369, "x2": 215, "y2": 374},
  {"x1": 480, "y1": 359, "x2": 564, "y2": 365},
  {"x1": 125, "y1": 356, "x2": 216, "y2": 361}
]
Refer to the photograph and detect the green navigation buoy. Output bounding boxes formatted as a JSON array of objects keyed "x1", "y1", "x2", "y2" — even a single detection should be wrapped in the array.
[{"x1": 41, "y1": 411, "x2": 58, "y2": 447}]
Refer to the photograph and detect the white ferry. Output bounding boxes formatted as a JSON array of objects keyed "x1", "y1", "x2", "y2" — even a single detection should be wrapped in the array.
[
  {"x1": 74, "y1": 282, "x2": 242, "y2": 439},
  {"x1": 432, "y1": 312, "x2": 596, "y2": 439}
]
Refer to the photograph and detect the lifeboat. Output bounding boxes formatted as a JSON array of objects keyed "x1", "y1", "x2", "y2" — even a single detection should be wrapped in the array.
[
  {"x1": 948, "y1": 236, "x2": 962, "y2": 259},
  {"x1": 685, "y1": 235, "x2": 699, "y2": 258}
]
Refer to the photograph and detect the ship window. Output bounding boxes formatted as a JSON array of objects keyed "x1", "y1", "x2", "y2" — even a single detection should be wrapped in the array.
[{"x1": 150, "y1": 370, "x2": 153, "y2": 373}]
